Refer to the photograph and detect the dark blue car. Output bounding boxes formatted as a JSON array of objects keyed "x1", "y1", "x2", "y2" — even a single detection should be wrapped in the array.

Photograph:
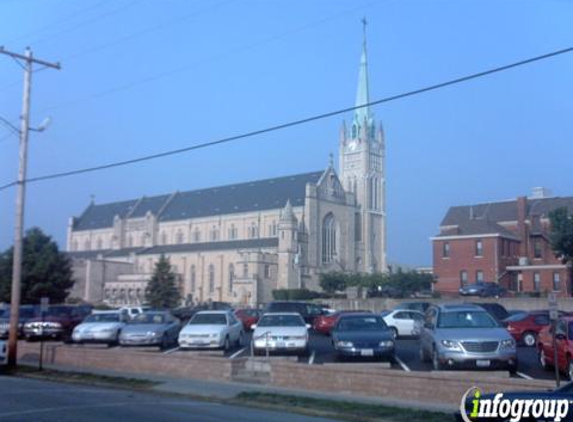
[{"x1": 332, "y1": 313, "x2": 395, "y2": 361}]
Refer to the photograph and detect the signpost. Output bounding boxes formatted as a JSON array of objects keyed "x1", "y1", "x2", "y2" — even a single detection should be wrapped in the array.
[
  {"x1": 39, "y1": 297, "x2": 49, "y2": 371},
  {"x1": 549, "y1": 292, "x2": 560, "y2": 387}
]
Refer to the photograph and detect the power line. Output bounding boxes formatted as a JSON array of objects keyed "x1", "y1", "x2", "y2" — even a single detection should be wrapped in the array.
[
  {"x1": 0, "y1": 45, "x2": 571, "y2": 193},
  {"x1": 37, "y1": 0, "x2": 380, "y2": 113}
]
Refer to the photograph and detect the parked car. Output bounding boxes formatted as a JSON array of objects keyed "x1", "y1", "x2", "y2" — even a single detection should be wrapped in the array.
[
  {"x1": 0, "y1": 305, "x2": 39, "y2": 339},
  {"x1": 252, "y1": 312, "x2": 310, "y2": 356},
  {"x1": 172, "y1": 302, "x2": 233, "y2": 323},
  {"x1": 382, "y1": 309, "x2": 424, "y2": 339},
  {"x1": 472, "y1": 302, "x2": 509, "y2": 323},
  {"x1": 537, "y1": 316, "x2": 573, "y2": 379},
  {"x1": 332, "y1": 313, "x2": 395, "y2": 361},
  {"x1": 118, "y1": 306, "x2": 150, "y2": 320},
  {"x1": 504, "y1": 310, "x2": 569, "y2": 347},
  {"x1": 234, "y1": 308, "x2": 261, "y2": 331},
  {"x1": 313, "y1": 310, "x2": 371, "y2": 336},
  {"x1": 456, "y1": 382, "x2": 573, "y2": 421},
  {"x1": 419, "y1": 304, "x2": 517, "y2": 372},
  {"x1": 394, "y1": 301, "x2": 431, "y2": 313},
  {"x1": 119, "y1": 311, "x2": 181, "y2": 349},
  {"x1": 459, "y1": 282, "x2": 507, "y2": 297},
  {"x1": 23, "y1": 305, "x2": 91, "y2": 341},
  {"x1": 264, "y1": 301, "x2": 324, "y2": 324},
  {"x1": 72, "y1": 311, "x2": 128, "y2": 346},
  {"x1": 178, "y1": 310, "x2": 244, "y2": 350}
]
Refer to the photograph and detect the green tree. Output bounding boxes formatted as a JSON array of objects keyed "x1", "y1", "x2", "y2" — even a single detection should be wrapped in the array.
[
  {"x1": 0, "y1": 227, "x2": 74, "y2": 304},
  {"x1": 319, "y1": 271, "x2": 347, "y2": 295},
  {"x1": 145, "y1": 255, "x2": 181, "y2": 309},
  {"x1": 549, "y1": 207, "x2": 573, "y2": 264}
]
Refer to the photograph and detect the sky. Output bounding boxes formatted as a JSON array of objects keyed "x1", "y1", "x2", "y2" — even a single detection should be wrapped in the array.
[{"x1": 0, "y1": 0, "x2": 571, "y2": 267}]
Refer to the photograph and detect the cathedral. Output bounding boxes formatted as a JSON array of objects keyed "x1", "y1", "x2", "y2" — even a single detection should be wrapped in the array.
[{"x1": 67, "y1": 33, "x2": 387, "y2": 307}]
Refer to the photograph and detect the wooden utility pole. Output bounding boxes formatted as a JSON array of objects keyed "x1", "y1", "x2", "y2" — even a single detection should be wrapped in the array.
[{"x1": 0, "y1": 46, "x2": 60, "y2": 368}]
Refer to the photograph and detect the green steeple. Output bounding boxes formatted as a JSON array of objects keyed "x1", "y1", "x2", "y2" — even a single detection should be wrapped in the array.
[{"x1": 352, "y1": 17, "x2": 374, "y2": 140}]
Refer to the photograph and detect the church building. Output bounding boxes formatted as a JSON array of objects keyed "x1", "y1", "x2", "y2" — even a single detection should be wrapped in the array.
[{"x1": 67, "y1": 32, "x2": 387, "y2": 307}]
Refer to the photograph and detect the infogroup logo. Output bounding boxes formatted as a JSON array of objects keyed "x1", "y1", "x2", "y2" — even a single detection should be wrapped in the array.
[{"x1": 460, "y1": 387, "x2": 570, "y2": 422}]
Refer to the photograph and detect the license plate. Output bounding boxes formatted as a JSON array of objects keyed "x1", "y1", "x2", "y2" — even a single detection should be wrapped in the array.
[
  {"x1": 360, "y1": 349, "x2": 374, "y2": 356},
  {"x1": 276, "y1": 341, "x2": 285, "y2": 348},
  {"x1": 476, "y1": 360, "x2": 491, "y2": 367}
]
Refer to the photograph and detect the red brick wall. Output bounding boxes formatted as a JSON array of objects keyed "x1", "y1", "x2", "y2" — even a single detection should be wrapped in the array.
[{"x1": 433, "y1": 237, "x2": 500, "y2": 293}]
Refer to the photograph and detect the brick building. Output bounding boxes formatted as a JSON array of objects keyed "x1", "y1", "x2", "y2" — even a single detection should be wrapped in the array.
[{"x1": 433, "y1": 190, "x2": 573, "y2": 297}]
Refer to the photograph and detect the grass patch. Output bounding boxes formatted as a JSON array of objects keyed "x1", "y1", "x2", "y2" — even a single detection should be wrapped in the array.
[
  {"x1": 4, "y1": 365, "x2": 159, "y2": 390},
  {"x1": 234, "y1": 392, "x2": 452, "y2": 422}
]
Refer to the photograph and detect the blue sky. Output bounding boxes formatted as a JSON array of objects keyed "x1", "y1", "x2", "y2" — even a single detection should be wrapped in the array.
[{"x1": 0, "y1": 0, "x2": 571, "y2": 266}]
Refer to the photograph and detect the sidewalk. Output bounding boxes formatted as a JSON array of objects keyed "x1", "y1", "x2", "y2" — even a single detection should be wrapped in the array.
[{"x1": 22, "y1": 361, "x2": 455, "y2": 413}]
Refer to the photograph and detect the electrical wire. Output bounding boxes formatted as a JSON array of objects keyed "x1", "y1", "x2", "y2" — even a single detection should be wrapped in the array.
[{"x1": 0, "y1": 45, "x2": 571, "y2": 193}]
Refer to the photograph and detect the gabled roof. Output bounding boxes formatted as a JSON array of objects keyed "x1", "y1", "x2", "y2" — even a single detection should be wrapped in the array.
[
  {"x1": 73, "y1": 171, "x2": 323, "y2": 231},
  {"x1": 441, "y1": 196, "x2": 573, "y2": 227},
  {"x1": 437, "y1": 219, "x2": 519, "y2": 240}
]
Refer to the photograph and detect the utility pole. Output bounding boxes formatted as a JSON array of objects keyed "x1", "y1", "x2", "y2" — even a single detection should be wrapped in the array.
[{"x1": 0, "y1": 46, "x2": 60, "y2": 368}]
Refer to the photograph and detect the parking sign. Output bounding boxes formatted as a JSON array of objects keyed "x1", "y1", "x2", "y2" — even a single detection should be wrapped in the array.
[{"x1": 548, "y1": 293, "x2": 558, "y2": 320}]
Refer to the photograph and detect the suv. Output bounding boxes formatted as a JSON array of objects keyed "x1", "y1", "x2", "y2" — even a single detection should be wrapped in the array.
[
  {"x1": 419, "y1": 304, "x2": 517, "y2": 372},
  {"x1": 23, "y1": 305, "x2": 91, "y2": 341},
  {"x1": 264, "y1": 301, "x2": 324, "y2": 324}
]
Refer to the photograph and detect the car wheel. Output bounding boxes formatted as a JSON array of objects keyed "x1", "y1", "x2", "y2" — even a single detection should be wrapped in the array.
[
  {"x1": 389, "y1": 327, "x2": 398, "y2": 340},
  {"x1": 223, "y1": 336, "x2": 230, "y2": 351},
  {"x1": 522, "y1": 332, "x2": 536, "y2": 347},
  {"x1": 160, "y1": 334, "x2": 169, "y2": 350},
  {"x1": 432, "y1": 347, "x2": 443, "y2": 370},
  {"x1": 539, "y1": 348, "x2": 551, "y2": 371},
  {"x1": 237, "y1": 331, "x2": 244, "y2": 347}
]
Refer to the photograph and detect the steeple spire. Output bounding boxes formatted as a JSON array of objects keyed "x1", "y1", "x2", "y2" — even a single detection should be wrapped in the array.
[
  {"x1": 351, "y1": 17, "x2": 374, "y2": 141},
  {"x1": 354, "y1": 17, "x2": 372, "y2": 126}
]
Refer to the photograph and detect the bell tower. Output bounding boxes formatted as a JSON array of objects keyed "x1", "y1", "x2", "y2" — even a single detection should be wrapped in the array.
[{"x1": 339, "y1": 18, "x2": 387, "y2": 273}]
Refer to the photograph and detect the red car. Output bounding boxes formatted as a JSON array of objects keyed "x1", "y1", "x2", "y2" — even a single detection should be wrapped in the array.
[
  {"x1": 504, "y1": 310, "x2": 568, "y2": 347},
  {"x1": 23, "y1": 305, "x2": 91, "y2": 341},
  {"x1": 537, "y1": 316, "x2": 573, "y2": 379},
  {"x1": 313, "y1": 310, "x2": 371, "y2": 335},
  {"x1": 234, "y1": 308, "x2": 261, "y2": 331}
]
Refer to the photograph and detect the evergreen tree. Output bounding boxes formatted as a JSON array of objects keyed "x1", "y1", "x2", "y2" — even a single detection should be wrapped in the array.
[
  {"x1": 0, "y1": 227, "x2": 74, "y2": 304},
  {"x1": 145, "y1": 255, "x2": 181, "y2": 309},
  {"x1": 549, "y1": 207, "x2": 573, "y2": 264}
]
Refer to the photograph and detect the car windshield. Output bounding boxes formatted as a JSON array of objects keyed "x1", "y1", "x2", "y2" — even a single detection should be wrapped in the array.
[
  {"x1": 188, "y1": 314, "x2": 227, "y2": 325},
  {"x1": 45, "y1": 306, "x2": 73, "y2": 317},
  {"x1": 132, "y1": 313, "x2": 165, "y2": 324},
  {"x1": 258, "y1": 315, "x2": 304, "y2": 327},
  {"x1": 337, "y1": 316, "x2": 387, "y2": 331},
  {"x1": 438, "y1": 310, "x2": 498, "y2": 328},
  {"x1": 84, "y1": 313, "x2": 120, "y2": 323},
  {"x1": 504, "y1": 312, "x2": 529, "y2": 322}
]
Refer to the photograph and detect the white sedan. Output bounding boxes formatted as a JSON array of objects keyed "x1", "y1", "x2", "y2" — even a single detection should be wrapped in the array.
[
  {"x1": 72, "y1": 311, "x2": 127, "y2": 345},
  {"x1": 381, "y1": 309, "x2": 425, "y2": 339},
  {"x1": 252, "y1": 312, "x2": 310, "y2": 356},
  {"x1": 178, "y1": 311, "x2": 244, "y2": 350}
]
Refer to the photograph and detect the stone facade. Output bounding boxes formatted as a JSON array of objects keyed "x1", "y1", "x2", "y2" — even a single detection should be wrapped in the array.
[{"x1": 67, "y1": 37, "x2": 387, "y2": 307}]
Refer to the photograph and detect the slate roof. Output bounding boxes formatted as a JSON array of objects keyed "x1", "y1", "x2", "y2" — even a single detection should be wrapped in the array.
[
  {"x1": 441, "y1": 196, "x2": 573, "y2": 227},
  {"x1": 73, "y1": 171, "x2": 323, "y2": 231},
  {"x1": 438, "y1": 196, "x2": 573, "y2": 239},
  {"x1": 66, "y1": 238, "x2": 278, "y2": 260}
]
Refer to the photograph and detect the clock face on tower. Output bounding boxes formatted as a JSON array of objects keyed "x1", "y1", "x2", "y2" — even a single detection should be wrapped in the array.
[{"x1": 346, "y1": 140, "x2": 358, "y2": 151}]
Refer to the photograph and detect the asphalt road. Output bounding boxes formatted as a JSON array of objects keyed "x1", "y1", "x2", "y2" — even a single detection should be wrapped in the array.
[
  {"x1": 28, "y1": 331, "x2": 568, "y2": 382},
  {"x1": 0, "y1": 376, "x2": 340, "y2": 422}
]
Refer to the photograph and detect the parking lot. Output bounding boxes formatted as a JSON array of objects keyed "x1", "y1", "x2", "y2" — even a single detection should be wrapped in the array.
[{"x1": 19, "y1": 331, "x2": 559, "y2": 382}]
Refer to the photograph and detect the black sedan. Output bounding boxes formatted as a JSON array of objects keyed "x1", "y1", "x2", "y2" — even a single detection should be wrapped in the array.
[
  {"x1": 456, "y1": 382, "x2": 573, "y2": 421},
  {"x1": 331, "y1": 313, "x2": 395, "y2": 361}
]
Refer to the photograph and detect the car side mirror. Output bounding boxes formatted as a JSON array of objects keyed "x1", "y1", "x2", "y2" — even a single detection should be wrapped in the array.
[{"x1": 251, "y1": 324, "x2": 257, "y2": 329}]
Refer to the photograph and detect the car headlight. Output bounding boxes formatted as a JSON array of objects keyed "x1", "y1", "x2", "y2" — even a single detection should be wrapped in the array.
[
  {"x1": 379, "y1": 340, "x2": 394, "y2": 348},
  {"x1": 146, "y1": 331, "x2": 159, "y2": 337},
  {"x1": 441, "y1": 340, "x2": 462, "y2": 351},
  {"x1": 500, "y1": 339, "x2": 516, "y2": 349},
  {"x1": 337, "y1": 341, "x2": 353, "y2": 348}
]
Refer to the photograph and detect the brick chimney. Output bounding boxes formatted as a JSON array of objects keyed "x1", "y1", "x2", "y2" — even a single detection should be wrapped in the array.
[{"x1": 516, "y1": 196, "x2": 528, "y2": 256}]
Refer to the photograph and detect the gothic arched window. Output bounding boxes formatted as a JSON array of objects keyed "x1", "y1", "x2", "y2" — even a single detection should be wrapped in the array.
[
  {"x1": 209, "y1": 264, "x2": 215, "y2": 294},
  {"x1": 84, "y1": 239, "x2": 91, "y2": 251},
  {"x1": 228, "y1": 264, "x2": 234, "y2": 293},
  {"x1": 175, "y1": 229, "x2": 184, "y2": 244},
  {"x1": 322, "y1": 213, "x2": 337, "y2": 263}
]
